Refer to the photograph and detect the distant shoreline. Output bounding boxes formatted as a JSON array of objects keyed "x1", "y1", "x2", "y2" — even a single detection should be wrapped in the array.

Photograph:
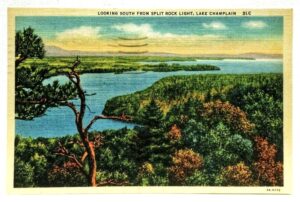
[{"x1": 45, "y1": 45, "x2": 283, "y2": 60}]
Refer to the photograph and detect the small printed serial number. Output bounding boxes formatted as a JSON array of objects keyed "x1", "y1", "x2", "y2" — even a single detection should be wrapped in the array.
[{"x1": 266, "y1": 188, "x2": 281, "y2": 192}]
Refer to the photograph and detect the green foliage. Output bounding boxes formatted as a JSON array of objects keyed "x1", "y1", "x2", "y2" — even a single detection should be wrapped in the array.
[
  {"x1": 15, "y1": 27, "x2": 45, "y2": 64},
  {"x1": 20, "y1": 56, "x2": 220, "y2": 74},
  {"x1": 227, "y1": 80, "x2": 283, "y2": 160},
  {"x1": 14, "y1": 157, "x2": 35, "y2": 187},
  {"x1": 96, "y1": 129, "x2": 138, "y2": 182},
  {"x1": 234, "y1": 90, "x2": 283, "y2": 160},
  {"x1": 183, "y1": 122, "x2": 253, "y2": 174},
  {"x1": 136, "y1": 173, "x2": 169, "y2": 186},
  {"x1": 142, "y1": 63, "x2": 220, "y2": 72},
  {"x1": 14, "y1": 135, "x2": 54, "y2": 187},
  {"x1": 135, "y1": 162, "x2": 169, "y2": 186},
  {"x1": 165, "y1": 98, "x2": 203, "y2": 128},
  {"x1": 14, "y1": 73, "x2": 283, "y2": 187},
  {"x1": 103, "y1": 74, "x2": 282, "y2": 125},
  {"x1": 185, "y1": 171, "x2": 211, "y2": 186},
  {"x1": 134, "y1": 127, "x2": 171, "y2": 167},
  {"x1": 15, "y1": 27, "x2": 77, "y2": 120},
  {"x1": 96, "y1": 171, "x2": 129, "y2": 186},
  {"x1": 139, "y1": 99, "x2": 164, "y2": 127},
  {"x1": 130, "y1": 100, "x2": 172, "y2": 167},
  {"x1": 15, "y1": 66, "x2": 77, "y2": 119}
]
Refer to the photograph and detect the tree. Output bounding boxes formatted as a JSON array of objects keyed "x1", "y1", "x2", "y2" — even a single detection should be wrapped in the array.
[
  {"x1": 201, "y1": 100, "x2": 254, "y2": 135},
  {"x1": 228, "y1": 86, "x2": 283, "y2": 160},
  {"x1": 48, "y1": 161, "x2": 88, "y2": 187},
  {"x1": 167, "y1": 124, "x2": 182, "y2": 141},
  {"x1": 135, "y1": 99, "x2": 170, "y2": 164},
  {"x1": 183, "y1": 121, "x2": 253, "y2": 174},
  {"x1": 139, "y1": 99, "x2": 164, "y2": 127},
  {"x1": 15, "y1": 27, "x2": 116, "y2": 186},
  {"x1": 15, "y1": 27, "x2": 45, "y2": 67},
  {"x1": 252, "y1": 136, "x2": 283, "y2": 186},
  {"x1": 46, "y1": 59, "x2": 118, "y2": 186},
  {"x1": 242, "y1": 91, "x2": 283, "y2": 160},
  {"x1": 135, "y1": 126, "x2": 171, "y2": 166},
  {"x1": 14, "y1": 157, "x2": 35, "y2": 187},
  {"x1": 168, "y1": 149, "x2": 204, "y2": 185},
  {"x1": 220, "y1": 162, "x2": 254, "y2": 186},
  {"x1": 135, "y1": 162, "x2": 169, "y2": 186},
  {"x1": 15, "y1": 27, "x2": 77, "y2": 120}
]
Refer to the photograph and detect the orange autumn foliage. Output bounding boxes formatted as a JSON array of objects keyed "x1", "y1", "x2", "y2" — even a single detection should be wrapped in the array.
[
  {"x1": 221, "y1": 162, "x2": 253, "y2": 186},
  {"x1": 167, "y1": 124, "x2": 182, "y2": 141},
  {"x1": 169, "y1": 149, "x2": 204, "y2": 185},
  {"x1": 202, "y1": 100, "x2": 254, "y2": 134},
  {"x1": 253, "y1": 136, "x2": 283, "y2": 186}
]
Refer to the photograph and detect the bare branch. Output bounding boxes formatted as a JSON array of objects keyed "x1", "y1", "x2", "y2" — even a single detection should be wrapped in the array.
[
  {"x1": 54, "y1": 141, "x2": 83, "y2": 168},
  {"x1": 86, "y1": 104, "x2": 94, "y2": 113},
  {"x1": 85, "y1": 114, "x2": 132, "y2": 132},
  {"x1": 15, "y1": 98, "x2": 48, "y2": 104},
  {"x1": 63, "y1": 102, "x2": 78, "y2": 117},
  {"x1": 81, "y1": 151, "x2": 88, "y2": 163}
]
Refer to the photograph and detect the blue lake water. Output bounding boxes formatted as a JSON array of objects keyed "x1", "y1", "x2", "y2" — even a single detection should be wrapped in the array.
[{"x1": 16, "y1": 59, "x2": 283, "y2": 137}]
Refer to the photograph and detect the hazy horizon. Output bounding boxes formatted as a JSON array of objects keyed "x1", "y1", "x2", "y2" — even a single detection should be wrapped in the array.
[{"x1": 16, "y1": 16, "x2": 283, "y2": 56}]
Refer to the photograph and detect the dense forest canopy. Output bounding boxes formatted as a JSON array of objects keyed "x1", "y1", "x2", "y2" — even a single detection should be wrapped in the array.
[
  {"x1": 103, "y1": 73, "x2": 283, "y2": 159},
  {"x1": 15, "y1": 73, "x2": 283, "y2": 187}
]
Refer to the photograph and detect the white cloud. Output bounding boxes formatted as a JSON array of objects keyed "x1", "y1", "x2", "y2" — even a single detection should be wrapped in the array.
[
  {"x1": 112, "y1": 23, "x2": 153, "y2": 36},
  {"x1": 112, "y1": 23, "x2": 223, "y2": 40},
  {"x1": 202, "y1": 22, "x2": 227, "y2": 30},
  {"x1": 112, "y1": 23, "x2": 178, "y2": 38},
  {"x1": 242, "y1": 21, "x2": 267, "y2": 29},
  {"x1": 55, "y1": 26, "x2": 102, "y2": 40}
]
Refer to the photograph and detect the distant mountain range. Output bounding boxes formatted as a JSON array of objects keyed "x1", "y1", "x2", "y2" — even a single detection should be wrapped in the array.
[{"x1": 45, "y1": 45, "x2": 283, "y2": 59}]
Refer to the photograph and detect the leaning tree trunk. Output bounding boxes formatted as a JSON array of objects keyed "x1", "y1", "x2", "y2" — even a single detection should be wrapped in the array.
[
  {"x1": 64, "y1": 58, "x2": 126, "y2": 186},
  {"x1": 88, "y1": 141, "x2": 97, "y2": 186},
  {"x1": 66, "y1": 58, "x2": 98, "y2": 187},
  {"x1": 81, "y1": 135, "x2": 97, "y2": 186}
]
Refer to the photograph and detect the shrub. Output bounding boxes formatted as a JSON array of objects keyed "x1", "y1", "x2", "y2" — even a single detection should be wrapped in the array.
[
  {"x1": 252, "y1": 136, "x2": 283, "y2": 186},
  {"x1": 220, "y1": 162, "x2": 254, "y2": 186},
  {"x1": 167, "y1": 124, "x2": 182, "y2": 141},
  {"x1": 201, "y1": 100, "x2": 254, "y2": 134},
  {"x1": 169, "y1": 149, "x2": 204, "y2": 185}
]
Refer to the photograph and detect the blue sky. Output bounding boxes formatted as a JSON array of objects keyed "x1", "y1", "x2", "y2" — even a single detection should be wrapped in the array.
[{"x1": 15, "y1": 16, "x2": 283, "y2": 55}]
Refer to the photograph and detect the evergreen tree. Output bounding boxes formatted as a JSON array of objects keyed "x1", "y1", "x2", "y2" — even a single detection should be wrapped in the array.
[
  {"x1": 139, "y1": 99, "x2": 164, "y2": 127},
  {"x1": 135, "y1": 99, "x2": 171, "y2": 167},
  {"x1": 15, "y1": 27, "x2": 102, "y2": 186},
  {"x1": 15, "y1": 27, "x2": 45, "y2": 66},
  {"x1": 15, "y1": 27, "x2": 77, "y2": 120}
]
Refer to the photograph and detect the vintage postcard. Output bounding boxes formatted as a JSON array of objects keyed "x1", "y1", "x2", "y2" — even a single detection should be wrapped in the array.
[{"x1": 7, "y1": 8, "x2": 292, "y2": 194}]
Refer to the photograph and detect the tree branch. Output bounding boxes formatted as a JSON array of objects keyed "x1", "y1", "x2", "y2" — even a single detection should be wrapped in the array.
[
  {"x1": 54, "y1": 141, "x2": 89, "y2": 180},
  {"x1": 85, "y1": 114, "x2": 132, "y2": 132},
  {"x1": 15, "y1": 56, "x2": 27, "y2": 67},
  {"x1": 63, "y1": 101, "x2": 78, "y2": 117},
  {"x1": 55, "y1": 142, "x2": 83, "y2": 168},
  {"x1": 15, "y1": 98, "x2": 48, "y2": 104}
]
